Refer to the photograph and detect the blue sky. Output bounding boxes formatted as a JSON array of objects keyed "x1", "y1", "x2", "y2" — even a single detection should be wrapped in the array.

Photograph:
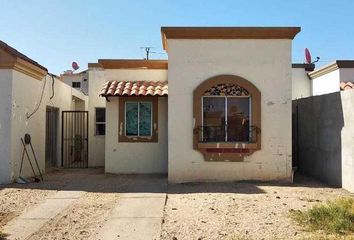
[{"x1": 1, "y1": 0, "x2": 354, "y2": 74}]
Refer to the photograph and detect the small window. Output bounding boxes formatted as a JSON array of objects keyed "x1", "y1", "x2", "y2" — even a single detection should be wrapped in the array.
[
  {"x1": 119, "y1": 97, "x2": 158, "y2": 142},
  {"x1": 125, "y1": 102, "x2": 152, "y2": 137},
  {"x1": 95, "y1": 108, "x2": 105, "y2": 135},
  {"x1": 72, "y1": 82, "x2": 81, "y2": 88}
]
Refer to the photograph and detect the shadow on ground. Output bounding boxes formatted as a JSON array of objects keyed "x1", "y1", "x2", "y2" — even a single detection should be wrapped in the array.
[{"x1": 0, "y1": 168, "x2": 342, "y2": 195}]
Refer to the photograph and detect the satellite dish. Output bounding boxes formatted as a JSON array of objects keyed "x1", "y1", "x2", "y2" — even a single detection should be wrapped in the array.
[
  {"x1": 72, "y1": 62, "x2": 79, "y2": 71},
  {"x1": 305, "y1": 48, "x2": 312, "y2": 64}
]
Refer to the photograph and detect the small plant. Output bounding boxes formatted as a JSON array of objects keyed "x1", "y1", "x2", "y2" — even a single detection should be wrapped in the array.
[{"x1": 290, "y1": 197, "x2": 354, "y2": 235}]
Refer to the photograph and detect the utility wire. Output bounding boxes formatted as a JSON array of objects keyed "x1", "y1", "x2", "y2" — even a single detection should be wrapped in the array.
[
  {"x1": 50, "y1": 74, "x2": 55, "y2": 100},
  {"x1": 26, "y1": 75, "x2": 47, "y2": 119}
]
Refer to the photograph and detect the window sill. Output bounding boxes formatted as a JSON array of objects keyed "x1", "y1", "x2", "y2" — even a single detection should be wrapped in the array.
[
  {"x1": 119, "y1": 135, "x2": 158, "y2": 143},
  {"x1": 195, "y1": 142, "x2": 261, "y2": 162},
  {"x1": 197, "y1": 142, "x2": 258, "y2": 149}
]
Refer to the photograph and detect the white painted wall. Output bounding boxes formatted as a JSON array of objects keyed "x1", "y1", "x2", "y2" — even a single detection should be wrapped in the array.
[
  {"x1": 0, "y1": 69, "x2": 87, "y2": 183},
  {"x1": 312, "y1": 69, "x2": 340, "y2": 96},
  {"x1": 167, "y1": 39, "x2": 293, "y2": 183},
  {"x1": 0, "y1": 69, "x2": 13, "y2": 183},
  {"x1": 292, "y1": 68, "x2": 311, "y2": 100},
  {"x1": 105, "y1": 97, "x2": 168, "y2": 173}
]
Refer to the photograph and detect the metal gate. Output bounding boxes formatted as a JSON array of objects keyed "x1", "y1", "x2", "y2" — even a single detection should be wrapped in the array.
[
  {"x1": 46, "y1": 106, "x2": 59, "y2": 168},
  {"x1": 61, "y1": 111, "x2": 88, "y2": 168}
]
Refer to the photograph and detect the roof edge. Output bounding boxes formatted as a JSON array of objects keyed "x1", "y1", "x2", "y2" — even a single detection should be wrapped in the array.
[
  {"x1": 89, "y1": 59, "x2": 168, "y2": 69},
  {"x1": 292, "y1": 63, "x2": 315, "y2": 71},
  {"x1": 161, "y1": 27, "x2": 301, "y2": 50},
  {"x1": 308, "y1": 60, "x2": 354, "y2": 79}
]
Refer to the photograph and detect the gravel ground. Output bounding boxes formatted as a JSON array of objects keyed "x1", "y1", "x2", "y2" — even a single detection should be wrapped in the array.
[
  {"x1": 161, "y1": 175, "x2": 354, "y2": 240},
  {"x1": 1, "y1": 169, "x2": 353, "y2": 240}
]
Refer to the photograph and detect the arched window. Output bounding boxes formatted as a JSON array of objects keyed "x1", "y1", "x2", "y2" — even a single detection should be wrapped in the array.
[{"x1": 193, "y1": 75, "x2": 261, "y2": 161}]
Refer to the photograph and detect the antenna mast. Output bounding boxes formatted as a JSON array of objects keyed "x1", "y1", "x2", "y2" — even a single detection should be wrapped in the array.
[{"x1": 141, "y1": 47, "x2": 152, "y2": 60}]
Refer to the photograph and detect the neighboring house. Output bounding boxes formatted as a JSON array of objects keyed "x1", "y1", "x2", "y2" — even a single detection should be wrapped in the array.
[
  {"x1": 0, "y1": 40, "x2": 87, "y2": 184},
  {"x1": 60, "y1": 70, "x2": 89, "y2": 95},
  {"x1": 308, "y1": 60, "x2": 354, "y2": 95}
]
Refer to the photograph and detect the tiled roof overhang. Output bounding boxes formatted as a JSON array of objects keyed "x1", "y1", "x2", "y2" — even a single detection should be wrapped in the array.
[
  {"x1": 340, "y1": 81, "x2": 354, "y2": 91},
  {"x1": 100, "y1": 81, "x2": 168, "y2": 97}
]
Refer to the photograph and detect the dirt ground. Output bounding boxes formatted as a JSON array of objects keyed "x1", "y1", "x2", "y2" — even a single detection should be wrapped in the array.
[
  {"x1": 0, "y1": 168, "x2": 164, "y2": 240},
  {"x1": 160, "y1": 175, "x2": 354, "y2": 240},
  {"x1": 1, "y1": 169, "x2": 353, "y2": 240}
]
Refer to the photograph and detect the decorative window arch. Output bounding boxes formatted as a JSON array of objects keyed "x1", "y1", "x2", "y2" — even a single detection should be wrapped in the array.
[{"x1": 193, "y1": 75, "x2": 261, "y2": 161}]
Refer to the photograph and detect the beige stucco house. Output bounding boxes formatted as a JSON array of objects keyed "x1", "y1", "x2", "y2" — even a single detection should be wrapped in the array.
[
  {"x1": 1, "y1": 26, "x2": 317, "y2": 184},
  {"x1": 92, "y1": 27, "x2": 312, "y2": 183}
]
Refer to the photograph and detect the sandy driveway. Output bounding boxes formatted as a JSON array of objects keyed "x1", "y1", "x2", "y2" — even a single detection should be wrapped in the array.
[{"x1": 161, "y1": 175, "x2": 353, "y2": 240}]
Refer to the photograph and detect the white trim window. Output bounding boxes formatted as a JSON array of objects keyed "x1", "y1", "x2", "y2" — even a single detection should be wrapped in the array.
[
  {"x1": 125, "y1": 102, "x2": 152, "y2": 137},
  {"x1": 202, "y1": 96, "x2": 251, "y2": 142},
  {"x1": 95, "y1": 108, "x2": 106, "y2": 135}
]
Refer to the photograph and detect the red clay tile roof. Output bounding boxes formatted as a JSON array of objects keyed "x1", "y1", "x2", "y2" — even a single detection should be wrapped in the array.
[
  {"x1": 0, "y1": 40, "x2": 48, "y2": 72},
  {"x1": 340, "y1": 81, "x2": 354, "y2": 91},
  {"x1": 100, "y1": 81, "x2": 168, "y2": 97}
]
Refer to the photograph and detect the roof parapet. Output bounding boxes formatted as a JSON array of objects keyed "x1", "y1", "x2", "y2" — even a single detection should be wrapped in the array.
[{"x1": 161, "y1": 26, "x2": 301, "y2": 51}]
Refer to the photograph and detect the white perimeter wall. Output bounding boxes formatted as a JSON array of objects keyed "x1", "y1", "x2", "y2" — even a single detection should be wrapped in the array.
[
  {"x1": 0, "y1": 69, "x2": 86, "y2": 183},
  {"x1": 292, "y1": 68, "x2": 311, "y2": 100},
  {"x1": 167, "y1": 39, "x2": 293, "y2": 183},
  {"x1": 312, "y1": 69, "x2": 340, "y2": 96}
]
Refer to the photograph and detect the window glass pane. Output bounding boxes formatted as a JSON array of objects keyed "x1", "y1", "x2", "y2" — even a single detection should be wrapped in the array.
[
  {"x1": 96, "y1": 108, "x2": 105, "y2": 122},
  {"x1": 227, "y1": 98, "x2": 250, "y2": 142},
  {"x1": 126, "y1": 103, "x2": 138, "y2": 136},
  {"x1": 139, "y1": 102, "x2": 152, "y2": 136},
  {"x1": 96, "y1": 124, "x2": 105, "y2": 135},
  {"x1": 202, "y1": 97, "x2": 225, "y2": 142},
  {"x1": 72, "y1": 82, "x2": 81, "y2": 88}
]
